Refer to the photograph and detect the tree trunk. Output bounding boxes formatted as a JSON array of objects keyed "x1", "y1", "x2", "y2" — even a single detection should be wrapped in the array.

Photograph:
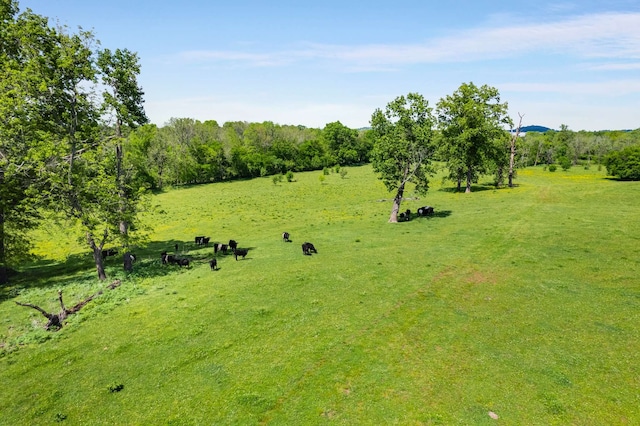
[
  {"x1": 0, "y1": 201, "x2": 6, "y2": 285},
  {"x1": 389, "y1": 165, "x2": 410, "y2": 223},
  {"x1": 388, "y1": 183, "x2": 405, "y2": 223},
  {"x1": 465, "y1": 168, "x2": 472, "y2": 193},
  {"x1": 87, "y1": 231, "x2": 107, "y2": 281},
  {"x1": 509, "y1": 113, "x2": 523, "y2": 187}
]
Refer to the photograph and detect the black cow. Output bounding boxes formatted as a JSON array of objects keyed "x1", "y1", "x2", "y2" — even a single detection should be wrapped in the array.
[
  {"x1": 282, "y1": 232, "x2": 290, "y2": 242},
  {"x1": 417, "y1": 206, "x2": 434, "y2": 216},
  {"x1": 161, "y1": 251, "x2": 177, "y2": 265},
  {"x1": 229, "y1": 240, "x2": 238, "y2": 251},
  {"x1": 203, "y1": 237, "x2": 210, "y2": 246},
  {"x1": 215, "y1": 243, "x2": 228, "y2": 254},
  {"x1": 209, "y1": 258, "x2": 218, "y2": 270},
  {"x1": 302, "y1": 242, "x2": 317, "y2": 255},
  {"x1": 177, "y1": 258, "x2": 190, "y2": 268},
  {"x1": 195, "y1": 236, "x2": 209, "y2": 245},
  {"x1": 234, "y1": 248, "x2": 248, "y2": 261},
  {"x1": 398, "y1": 209, "x2": 411, "y2": 221},
  {"x1": 102, "y1": 248, "x2": 118, "y2": 259}
]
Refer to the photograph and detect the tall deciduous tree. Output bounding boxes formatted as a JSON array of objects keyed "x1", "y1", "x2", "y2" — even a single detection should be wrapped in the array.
[
  {"x1": 43, "y1": 27, "x2": 119, "y2": 281},
  {"x1": 437, "y1": 82, "x2": 512, "y2": 193},
  {"x1": 97, "y1": 48, "x2": 148, "y2": 242},
  {"x1": 323, "y1": 121, "x2": 359, "y2": 165},
  {"x1": 370, "y1": 93, "x2": 436, "y2": 223},
  {"x1": 0, "y1": 2, "x2": 58, "y2": 284}
]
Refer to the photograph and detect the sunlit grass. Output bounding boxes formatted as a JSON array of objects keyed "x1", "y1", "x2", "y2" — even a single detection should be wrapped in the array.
[{"x1": 1, "y1": 164, "x2": 639, "y2": 424}]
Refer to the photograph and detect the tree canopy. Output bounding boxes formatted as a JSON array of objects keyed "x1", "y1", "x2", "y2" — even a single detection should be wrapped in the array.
[
  {"x1": 0, "y1": 1, "x2": 149, "y2": 282},
  {"x1": 370, "y1": 93, "x2": 436, "y2": 222},
  {"x1": 436, "y1": 82, "x2": 512, "y2": 192},
  {"x1": 604, "y1": 145, "x2": 640, "y2": 180}
]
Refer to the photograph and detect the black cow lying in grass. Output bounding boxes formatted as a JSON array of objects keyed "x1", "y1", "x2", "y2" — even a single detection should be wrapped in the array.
[
  {"x1": 195, "y1": 236, "x2": 210, "y2": 246},
  {"x1": 282, "y1": 232, "x2": 290, "y2": 242},
  {"x1": 398, "y1": 209, "x2": 411, "y2": 221},
  {"x1": 102, "y1": 248, "x2": 118, "y2": 258},
  {"x1": 417, "y1": 206, "x2": 434, "y2": 216},
  {"x1": 161, "y1": 251, "x2": 175, "y2": 264},
  {"x1": 302, "y1": 242, "x2": 317, "y2": 255},
  {"x1": 234, "y1": 248, "x2": 248, "y2": 260},
  {"x1": 209, "y1": 258, "x2": 218, "y2": 270},
  {"x1": 177, "y1": 258, "x2": 190, "y2": 268}
]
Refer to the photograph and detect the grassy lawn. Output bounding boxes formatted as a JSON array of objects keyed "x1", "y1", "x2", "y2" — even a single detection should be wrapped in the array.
[{"x1": 1, "y1": 164, "x2": 639, "y2": 425}]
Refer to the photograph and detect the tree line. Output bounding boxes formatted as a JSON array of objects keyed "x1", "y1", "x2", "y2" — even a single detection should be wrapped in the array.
[
  {"x1": 515, "y1": 125, "x2": 640, "y2": 170},
  {"x1": 126, "y1": 119, "x2": 373, "y2": 189}
]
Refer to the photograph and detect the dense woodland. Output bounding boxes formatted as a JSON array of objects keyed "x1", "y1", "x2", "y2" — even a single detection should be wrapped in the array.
[
  {"x1": 1, "y1": 0, "x2": 640, "y2": 284},
  {"x1": 129, "y1": 118, "x2": 640, "y2": 189}
]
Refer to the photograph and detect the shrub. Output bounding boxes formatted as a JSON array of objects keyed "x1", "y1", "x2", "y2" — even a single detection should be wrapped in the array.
[
  {"x1": 322, "y1": 167, "x2": 330, "y2": 176},
  {"x1": 548, "y1": 164, "x2": 557, "y2": 172},
  {"x1": 558, "y1": 157, "x2": 572, "y2": 171},
  {"x1": 604, "y1": 145, "x2": 640, "y2": 180},
  {"x1": 271, "y1": 175, "x2": 282, "y2": 185},
  {"x1": 319, "y1": 175, "x2": 326, "y2": 184},
  {"x1": 340, "y1": 169, "x2": 348, "y2": 179},
  {"x1": 285, "y1": 170, "x2": 294, "y2": 182}
]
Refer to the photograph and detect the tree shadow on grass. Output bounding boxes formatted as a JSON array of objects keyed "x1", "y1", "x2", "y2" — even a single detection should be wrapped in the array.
[
  {"x1": 0, "y1": 238, "x2": 229, "y2": 301},
  {"x1": 413, "y1": 210, "x2": 452, "y2": 220},
  {"x1": 438, "y1": 184, "x2": 501, "y2": 193}
]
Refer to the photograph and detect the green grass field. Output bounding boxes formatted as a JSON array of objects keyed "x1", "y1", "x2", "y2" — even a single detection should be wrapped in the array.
[{"x1": 1, "y1": 164, "x2": 639, "y2": 425}]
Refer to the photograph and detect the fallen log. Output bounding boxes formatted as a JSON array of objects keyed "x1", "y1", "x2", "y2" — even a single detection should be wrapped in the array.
[{"x1": 16, "y1": 280, "x2": 122, "y2": 331}]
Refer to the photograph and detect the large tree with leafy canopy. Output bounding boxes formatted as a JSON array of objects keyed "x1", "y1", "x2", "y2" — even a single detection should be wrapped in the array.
[
  {"x1": 0, "y1": 2, "x2": 61, "y2": 284},
  {"x1": 436, "y1": 82, "x2": 512, "y2": 193},
  {"x1": 97, "y1": 47, "x2": 148, "y2": 243},
  {"x1": 370, "y1": 93, "x2": 436, "y2": 223}
]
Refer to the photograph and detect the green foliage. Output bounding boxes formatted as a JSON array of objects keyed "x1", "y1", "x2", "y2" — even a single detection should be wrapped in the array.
[
  {"x1": 548, "y1": 164, "x2": 557, "y2": 172},
  {"x1": 436, "y1": 82, "x2": 512, "y2": 192},
  {"x1": 340, "y1": 168, "x2": 348, "y2": 179},
  {"x1": 558, "y1": 156, "x2": 572, "y2": 171},
  {"x1": 322, "y1": 121, "x2": 367, "y2": 165},
  {"x1": 285, "y1": 170, "x2": 294, "y2": 182},
  {"x1": 604, "y1": 145, "x2": 640, "y2": 180},
  {"x1": 271, "y1": 174, "x2": 283, "y2": 185},
  {"x1": 318, "y1": 174, "x2": 326, "y2": 184},
  {"x1": 370, "y1": 93, "x2": 435, "y2": 221}
]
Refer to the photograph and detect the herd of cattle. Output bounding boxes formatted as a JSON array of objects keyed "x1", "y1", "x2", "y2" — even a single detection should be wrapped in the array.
[
  {"x1": 399, "y1": 205, "x2": 434, "y2": 222},
  {"x1": 155, "y1": 232, "x2": 320, "y2": 271},
  {"x1": 104, "y1": 205, "x2": 434, "y2": 272}
]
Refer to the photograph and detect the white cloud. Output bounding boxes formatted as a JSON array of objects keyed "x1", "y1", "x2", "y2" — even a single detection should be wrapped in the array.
[
  {"x1": 175, "y1": 12, "x2": 640, "y2": 68},
  {"x1": 500, "y1": 79, "x2": 640, "y2": 95}
]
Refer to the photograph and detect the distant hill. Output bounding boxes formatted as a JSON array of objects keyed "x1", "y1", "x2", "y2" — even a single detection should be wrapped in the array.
[{"x1": 520, "y1": 125, "x2": 552, "y2": 132}]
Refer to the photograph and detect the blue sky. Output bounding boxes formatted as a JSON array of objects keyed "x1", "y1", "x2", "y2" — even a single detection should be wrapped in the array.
[{"x1": 20, "y1": 0, "x2": 640, "y2": 131}]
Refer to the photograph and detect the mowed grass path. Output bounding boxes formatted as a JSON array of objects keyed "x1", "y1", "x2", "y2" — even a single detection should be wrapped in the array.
[{"x1": 1, "y1": 165, "x2": 639, "y2": 425}]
